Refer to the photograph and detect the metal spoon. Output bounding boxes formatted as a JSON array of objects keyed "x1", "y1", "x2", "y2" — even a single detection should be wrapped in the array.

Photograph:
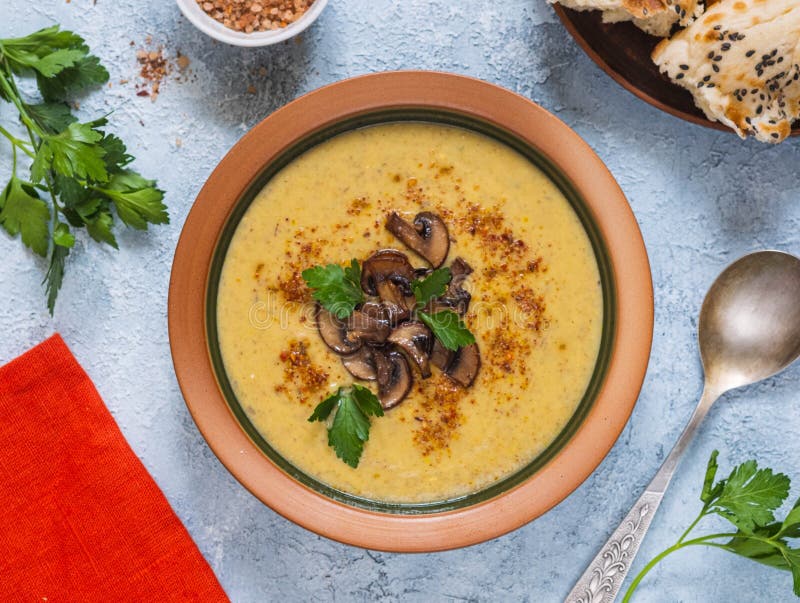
[{"x1": 565, "y1": 250, "x2": 800, "y2": 603}]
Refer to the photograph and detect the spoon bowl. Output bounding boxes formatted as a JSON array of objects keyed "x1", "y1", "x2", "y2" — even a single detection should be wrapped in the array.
[{"x1": 699, "y1": 251, "x2": 800, "y2": 394}]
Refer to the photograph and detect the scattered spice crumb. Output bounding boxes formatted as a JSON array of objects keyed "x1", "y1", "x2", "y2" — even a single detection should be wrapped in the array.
[
  {"x1": 176, "y1": 52, "x2": 191, "y2": 72},
  {"x1": 135, "y1": 46, "x2": 168, "y2": 101},
  {"x1": 133, "y1": 43, "x2": 193, "y2": 102},
  {"x1": 275, "y1": 339, "x2": 328, "y2": 404},
  {"x1": 412, "y1": 375, "x2": 465, "y2": 456}
]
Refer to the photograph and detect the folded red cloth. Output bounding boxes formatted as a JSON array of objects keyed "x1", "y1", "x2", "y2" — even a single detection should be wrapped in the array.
[{"x1": 0, "y1": 334, "x2": 228, "y2": 601}]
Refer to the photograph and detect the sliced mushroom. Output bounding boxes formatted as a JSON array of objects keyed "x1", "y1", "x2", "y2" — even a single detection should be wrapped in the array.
[
  {"x1": 316, "y1": 305, "x2": 361, "y2": 354},
  {"x1": 360, "y1": 301, "x2": 389, "y2": 321},
  {"x1": 450, "y1": 257, "x2": 473, "y2": 281},
  {"x1": 430, "y1": 338, "x2": 454, "y2": 371},
  {"x1": 426, "y1": 289, "x2": 471, "y2": 316},
  {"x1": 386, "y1": 211, "x2": 450, "y2": 268},
  {"x1": 429, "y1": 256, "x2": 473, "y2": 316},
  {"x1": 374, "y1": 349, "x2": 412, "y2": 409},
  {"x1": 376, "y1": 275, "x2": 417, "y2": 323},
  {"x1": 346, "y1": 310, "x2": 391, "y2": 344},
  {"x1": 341, "y1": 347, "x2": 377, "y2": 381},
  {"x1": 387, "y1": 321, "x2": 433, "y2": 378},
  {"x1": 443, "y1": 343, "x2": 480, "y2": 387},
  {"x1": 360, "y1": 249, "x2": 415, "y2": 295}
]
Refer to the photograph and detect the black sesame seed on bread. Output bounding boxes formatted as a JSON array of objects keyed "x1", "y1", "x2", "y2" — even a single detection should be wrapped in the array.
[{"x1": 653, "y1": 0, "x2": 800, "y2": 143}]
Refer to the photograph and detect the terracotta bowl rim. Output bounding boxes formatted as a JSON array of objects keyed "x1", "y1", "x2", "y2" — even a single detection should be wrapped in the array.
[{"x1": 168, "y1": 70, "x2": 654, "y2": 552}]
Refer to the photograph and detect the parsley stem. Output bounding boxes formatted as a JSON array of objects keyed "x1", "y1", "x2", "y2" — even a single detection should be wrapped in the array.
[
  {"x1": 676, "y1": 508, "x2": 707, "y2": 544},
  {"x1": 622, "y1": 532, "x2": 755, "y2": 602},
  {"x1": 622, "y1": 541, "x2": 686, "y2": 602},
  {"x1": 0, "y1": 59, "x2": 45, "y2": 139},
  {"x1": 0, "y1": 123, "x2": 35, "y2": 159}
]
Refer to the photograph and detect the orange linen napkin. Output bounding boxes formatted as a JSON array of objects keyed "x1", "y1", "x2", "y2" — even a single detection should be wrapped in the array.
[{"x1": 0, "y1": 334, "x2": 228, "y2": 602}]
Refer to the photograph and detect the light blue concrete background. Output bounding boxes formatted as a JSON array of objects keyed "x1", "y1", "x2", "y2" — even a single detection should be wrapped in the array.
[{"x1": 1, "y1": 1, "x2": 799, "y2": 601}]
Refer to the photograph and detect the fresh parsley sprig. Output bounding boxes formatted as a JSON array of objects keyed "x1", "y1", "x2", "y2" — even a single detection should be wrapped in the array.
[
  {"x1": 308, "y1": 384, "x2": 384, "y2": 468},
  {"x1": 0, "y1": 26, "x2": 168, "y2": 313},
  {"x1": 411, "y1": 266, "x2": 451, "y2": 306},
  {"x1": 302, "y1": 259, "x2": 364, "y2": 319},
  {"x1": 419, "y1": 309, "x2": 475, "y2": 351},
  {"x1": 624, "y1": 451, "x2": 800, "y2": 601}
]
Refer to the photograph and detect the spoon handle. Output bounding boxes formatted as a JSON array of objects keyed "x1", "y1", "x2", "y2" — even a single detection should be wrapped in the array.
[
  {"x1": 563, "y1": 488, "x2": 662, "y2": 603},
  {"x1": 563, "y1": 387, "x2": 719, "y2": 603}
]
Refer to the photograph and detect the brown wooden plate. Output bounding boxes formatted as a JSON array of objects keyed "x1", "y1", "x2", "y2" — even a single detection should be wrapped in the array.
[{"x1": 554, "y1": 5, "x2": 800, "y2": 135}]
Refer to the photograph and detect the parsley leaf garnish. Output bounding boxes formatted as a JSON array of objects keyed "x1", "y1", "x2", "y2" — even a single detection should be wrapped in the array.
[
  {"x1": 0, "y1": 176, "x2": 50, "y2": 257},
  {"x1": 0, "y1": 25, "x2": 166, "y2": 313},
  {"x1": 412, "y1": 266, "x2": 451, "y2": 306},
  {"x1": 37, "y1": 55, "x2": 109, "y2": 102},
  {"x1": 624, "y1": 452, "x2": 800, "y2": 601},
  {"x1": 302, "y1": 259, "x2": 364, "y2": 319},
  {"x1": 307, "y1": 384, "x2": 383, "y2": 468},
  {"x1": 712, "y1": 459, "x2": 790, "y2": 532},
  {"x1": 24, "y1": 102, "x2": 76, "y2": 134},
  {"x1": 97, "y1": 171, "x2": 168, "y2": 229},
  {"x1": 419, "y1": 309, "x2": 476, "y2": 351}
]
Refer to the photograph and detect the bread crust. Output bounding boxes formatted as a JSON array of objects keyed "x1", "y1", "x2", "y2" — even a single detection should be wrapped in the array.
[
  {"x1": 552, "y1": 0, "x2": 703, "y2": 37},
  {"x1": 653, "y1": 0, "x2": 800, "y2": 143}
]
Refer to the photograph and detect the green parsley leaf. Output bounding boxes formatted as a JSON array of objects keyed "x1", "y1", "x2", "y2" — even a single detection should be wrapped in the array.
[
  {"x1": 85, "y1": 209, "x2": 118, "y2": 249},
  {"x1": 785, "y1": 549, "x2": 800, "y2": 596},
  {"x1": 0, "y1": 26, "x2": 85, "y2": 54},
  {"x1": 31, "y1": 120, "x2": 108, "y2": 183},
  {"x1": 36, "y1": 55, "x2": 109, "y2": 102},
  {"x1": 99, "y1": 171, "x2": 168, "y2": 229},
  {"x1": 701, "y1": 449, "x2": 724, "y2": 504},
  {"x1": 328, "y1": 392, "x2": 371, "y2": 468},
  {"x1": 722, "y1": 527, "x2": 791, "y2": 570},
  {"x1": 0, "y1": 177, "x2": 50, "y2": 257},
  {"x1": 307, "y1": 385, "x2": 383, "y2": 468},
  {"x1": 711, "y1": 460, "x2": 790, "y2": 533},
  {"x1": 419, "y1": 309, "x2": 476, "y2": 351},
  {"x1": 29, "y1": 48, "x2": 87, "y2": 78},
  {"x1": 25, "y1": 102, "x2": 76, "y2": 134},
  {"x1": 44, "y1": 244, "x2": 69, "y2": 315},
  {"x1": 0, "y1": 26, "x2": 87, "y2": 76},
  {"x1": 351, "y1": 383, "x2": 384, "y2": 417},
  {"x1": 308, "y1": 391, "x2": 339, "y2": 423},
  {"x1": 412, "y1": 266, "x2": 452, "y2": 306},
  {"x1": 53, "y1": 222, "x2": 74, "y2": 248},
  {"x1": 99, "y1": 133, "x2": 133, "y2": 172},
  {"x1": 302, "y1": 259, "x2": 365, "y2": 319},
  {"x1": 779, "y1": 500, "x2": 800, "y2": 539}
]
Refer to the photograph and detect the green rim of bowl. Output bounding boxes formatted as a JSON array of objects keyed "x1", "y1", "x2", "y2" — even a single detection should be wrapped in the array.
[{"x1": 205, "y1": 109, "x2": 617, "y2": 515}]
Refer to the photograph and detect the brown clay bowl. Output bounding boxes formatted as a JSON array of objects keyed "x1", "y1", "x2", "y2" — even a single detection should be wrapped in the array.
[
  {"x1": 168, "y1": 71, "x2": 654, "y2": 552},
  {"x1": 554, "y1": 5, "x2": 800, "y2": 135}
]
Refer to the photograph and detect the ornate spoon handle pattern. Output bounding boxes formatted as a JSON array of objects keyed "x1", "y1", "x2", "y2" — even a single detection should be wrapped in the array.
[
  {"x1": 564, "y1": 388, "x2": 719, "y2": 603},
  {"x1": 563, "y1": 490, "x2": 662, "y2": 603}
]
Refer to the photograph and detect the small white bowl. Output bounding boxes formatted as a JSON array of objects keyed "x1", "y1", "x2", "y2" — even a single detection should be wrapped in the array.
[{"x1": 176, "y1": 0, "x2": 328, "y2": 47}]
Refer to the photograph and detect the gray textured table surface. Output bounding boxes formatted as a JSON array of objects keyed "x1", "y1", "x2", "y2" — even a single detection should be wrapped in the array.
[{"x1": 2, "y1": 1, "x2": 800, "y2": 602}]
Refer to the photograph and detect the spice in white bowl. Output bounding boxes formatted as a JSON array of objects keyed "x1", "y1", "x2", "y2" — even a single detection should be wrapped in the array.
[{"x1": 196, "y1": 0, "x2": 315, "y2": 33}]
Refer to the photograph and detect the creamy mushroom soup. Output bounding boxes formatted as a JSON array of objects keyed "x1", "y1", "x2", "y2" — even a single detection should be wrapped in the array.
[{"x1": 216, "y1": 122, "x2": 603, "y2": 503}]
